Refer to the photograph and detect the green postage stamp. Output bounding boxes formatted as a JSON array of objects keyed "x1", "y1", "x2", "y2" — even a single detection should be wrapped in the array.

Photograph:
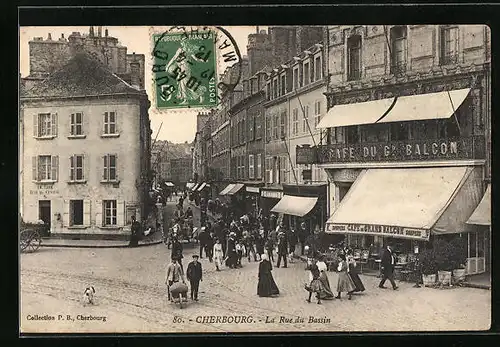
[{"x1": 152, "y1": 30, "x2": 218, "y2": 109}]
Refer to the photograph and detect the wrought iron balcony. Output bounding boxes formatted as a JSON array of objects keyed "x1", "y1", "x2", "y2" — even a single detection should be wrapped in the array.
[{"x1": 315, "y1": 136, "x2": 486, "y2": 164}]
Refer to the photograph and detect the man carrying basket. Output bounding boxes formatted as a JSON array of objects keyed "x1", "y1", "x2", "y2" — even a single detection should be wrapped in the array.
[{"x1": 165, "y1": 256, "x2": 188, "y2": 305}]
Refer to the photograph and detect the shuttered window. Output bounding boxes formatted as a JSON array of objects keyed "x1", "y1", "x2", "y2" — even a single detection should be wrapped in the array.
[
  {"x1": 34, "y1": 113, "x2": 57, "y2": 138},
  {"x1": 103, "y1": 200, "x2": 117, "y2": 226},
  {"x1": 70, "y1": 112, "x2": 84, "y2": 136},
  {"x1": 33, "y1": 155, "x2": 58, "y2": 181},
  {"x1": 70, "y1": 154, "x2": 85, "y2": 181},
  {"x1": 103, "y1": 154, "x2": 118, "y2": 181}
]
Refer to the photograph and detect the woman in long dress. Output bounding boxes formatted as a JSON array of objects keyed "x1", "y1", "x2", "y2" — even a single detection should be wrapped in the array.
[
  {"x1": 316, "y1": 256, "x2": 335, "y2": 299},
  {"x1": 305, "y1": 263, "x2": 325, "y2": 304},
  {"x1": 336, "y1": 254, "x2": 356, "y2": 300},
  {"x1": 347, "y1": 252, "x2": 365, "y2": 293},
  {"x1": 257, "y1": 253, "x2": 280, "y2": 297},
  {"x1": 213, "y1": 238, "x2": 224, "y2": 271}
]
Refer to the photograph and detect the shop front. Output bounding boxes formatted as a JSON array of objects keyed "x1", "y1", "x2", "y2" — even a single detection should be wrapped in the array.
[
  {"x1": 242, "y1": 182, "x2": 264, "y2": 218},
  {"x1": 219, "y1": 182, "x2": 245, "y2": 217},
  {"x1": 259, "y1": 186, "x2": 283, "y2": 220}
]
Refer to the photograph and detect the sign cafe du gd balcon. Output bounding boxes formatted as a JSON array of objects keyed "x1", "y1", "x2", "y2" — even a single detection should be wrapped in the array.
[{"x1": 298, "y1": 136, "x2": 484, "y2": 164}]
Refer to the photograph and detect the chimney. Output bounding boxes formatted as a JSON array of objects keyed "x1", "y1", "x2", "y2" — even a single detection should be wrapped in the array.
[
  {"x1": 98, "y1": 26, "x2": 102, "y2": 37},
  {"x1": 105, "y1": 29, "x2": 108, "y2": 37},
  {"x1": 89, "y1": 26, "x2": 94, "y2": 37},
  {"x1": 256, "y1": 26, "x2": 259, "y2": 34},
  {"x1": 130, "y1": 62, "x2": 140, "y2": 88},
  {"x1": 47, "y1": 33, "x2": 52, "y2": 40}
]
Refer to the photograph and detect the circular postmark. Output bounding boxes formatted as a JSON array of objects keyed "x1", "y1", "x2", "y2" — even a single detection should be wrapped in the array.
[{"x1": 151, "y1": 26, "x2": 242, "y2": 110}]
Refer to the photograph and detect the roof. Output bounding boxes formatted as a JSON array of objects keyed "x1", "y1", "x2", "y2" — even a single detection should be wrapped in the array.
[{"x1": 21, "y1": 53, "x2": 144, "y2": 99}]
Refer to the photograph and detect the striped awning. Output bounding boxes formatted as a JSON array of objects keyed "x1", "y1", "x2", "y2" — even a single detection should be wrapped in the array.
[{"x1": 220, "y1": 183, "x2": 236, "y2": 195}]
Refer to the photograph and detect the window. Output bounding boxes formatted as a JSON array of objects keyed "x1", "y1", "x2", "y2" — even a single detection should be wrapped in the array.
[
  {"x1": 248, "y1": 113, "x2": 255, "y2": 141},
  {"x1": 255, "y1": 112, "x2": 262, "y2": 139},
  {"x1": 440, "y1": 26, "x2": 459, "y2": 65},
  {"x1": 293, "y1": 67, "x2": 299, "y2": 90},
  {"x1": 103, "y1": 200, "x2": 117, "y2": 226},
  {"x1": 346, "y1": 126, "x2": 359, "y2": 144},
  {"x1": 103, "y1": 111, "x2": 117, "y2": 135},
  {"x1": 314, "y1": 101, "x2": 322, "y2": 127},
  {"x1": 273, "y1": 79, "x2": 278, "y2": 99},
  {"x1": 280, "y1": 110, "x2": 287, "y2": 138},
  {"x1": 273, "y1": 114, "x2": 279, "y2": 139},
  {"x1": 279, "y1": 156, "x2": 288, "y2": 183},
  {"x1": 347, "y1": 35, "x2": 362, "y2": 81},
  {"x1": 70, "y1": 200, "x2": 84, "y2": 226},
  {"x1": 241, "y1": 155, "x2": 246, "y2": 179},
  {"x1": 33, "y1": 155, "x2": 58, "y2": 182},
  {"x1": 266, "y1": 82, "x2": 271, "y2": 100},
  {"x1": 292, "y1": 108, "x2": 299, "y2": 135},
  {"x1": 303, "y1": 62, "x2": 310, "y2": 86},
  {"x1": 265, "y1": 157, "x2": 273, "y2": 184},
  {"x1": 249, "y1": 154, "x2": 255, "y2": 179},
  {"x1": 103, "y1": 154, "x2": 117, "y2": 181},
  {"x1": 257, "y1": 153, "x2": 262, "y2": 179},
  {"x1": 280, "y1": 75, "x2": 286, "y2": 95},
  {"x1": 70, "y1": 112, "x2": 83, "y2": 136},
  {"x1": 34, "y1": 113, "x2": 57, "y2": 138},
  {"x1": 266, "y1": 115, "x2": 271, "y2": 141},
  {"x1": 362, "y1": 124, "x2": 389, "y2": 142},
  {"x1": 314, "y1": 55, "x2": 322, "y2": 81},
  {"x1": 70, "y1": 154, "x2": 85, "y2": 181},
  {"x1": 302, "y1": 105, "x2": 310, "y2": 133},
  {"x1": 390, "y1": 123, "x2": 410, "y2": 141},
  {"x1": 390, "y1": 26, "x2": 407, "y2": 74}
]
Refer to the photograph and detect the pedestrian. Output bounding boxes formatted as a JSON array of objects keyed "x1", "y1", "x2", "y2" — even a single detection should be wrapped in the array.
[
  {"x1": 244, "y1": 228, "x2": 257, "y2": 262},
  {"x1": 235, "y1": 239, "x2": 245, "y2": 268},
  {"x1": 213, "y1": 238, "x2": 224, "y2": 271},
  {"x1": 255, "y1": 229, "x2": 265, "y2": 260},
  {"x1": 298, "y1": 221, "x2": 308, "y2": 256},
  {"x1": 171, "y1": 235, "x2": 184, "y2": 271},
  {"x1": 257, "y1": 253, "x2": 280, "y2": 297},
  {"x1": 165, "y1": 257, "x2": 185, "y2": 302},
  {"x1": 287, "y1": 228, "x2": 298, "y2": 263},
  {"x1": 205, "y1": 231, "x2": 214, "y2": 262},
  {"x1": 185, "y1": 206, "x2": 193, "y2": 219},
  {"x1": 264, "y1": 236, "x2": 275, "y2": 263},
  {"x1": 276, "y1": 232, "x2": 288, "y2": 268},
  {"x1": 225, "y1": 232, "x2": 238, "y2": 269},
  {"x1": 336, "y1": 254, "x2": 356, "y2": 300},
  {"x1": 128, "y1": 215, "x2": 140, "y2": 247},
  {"x1": 269, "y1": 214, "x2": 277, "y2": 232},
  {"x1": 379, "y1": 245, "x2": 399, "y2": 290},
  {"x1": 316, "y1": 256, "x2": 335, "y2": 299},
  {"x1": 186, "y1": 254, "x2": 203, "y2": 301},
  {"x1": 198, "y1": 227, "x2": 207, "y2": 259},
  {"x1": 305, "y1": 263, "x2": 324, "y2": 304},
  {"x1": 346, "y1": 250, "x2": 365, "y2": 293}
]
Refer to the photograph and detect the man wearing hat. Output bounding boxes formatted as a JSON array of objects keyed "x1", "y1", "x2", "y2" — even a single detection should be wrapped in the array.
[
  {"x1": 165, "y1": 257, "x2": 185, "y2": 302},
  {"x1": 276, "y1": 231, "x2": 289, "y2": 268},
  {"x1": 186, "y1": 254, "x2": 203, "y2": 301},
  {"x1": 226, "y1": 232, "x2": 237, "y2": 269}
]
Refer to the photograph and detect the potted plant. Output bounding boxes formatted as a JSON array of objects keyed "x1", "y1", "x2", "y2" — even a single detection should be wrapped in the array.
[
  {"x1": 433, "y1": 239, "x2": 453, "y2": 285},
  {"x1": 449, "y1": 237, "x2": 468, "y2": 284},
  {"x1": 419, "y1": 248, "x2": 437, "y2": 287}
]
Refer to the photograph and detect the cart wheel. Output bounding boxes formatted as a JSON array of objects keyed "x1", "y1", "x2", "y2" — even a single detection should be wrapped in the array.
[
  {"x1": 29, "y1": 232, "x2": 42, "y2": 252},
  {"x1": 20, "y1": 229, "x2": 31, "y2": 252}
]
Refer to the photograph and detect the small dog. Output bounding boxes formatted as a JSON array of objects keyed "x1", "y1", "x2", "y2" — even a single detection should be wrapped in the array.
[{"x1": 83, "y1": 286, "x2": 95, "y2": 305}]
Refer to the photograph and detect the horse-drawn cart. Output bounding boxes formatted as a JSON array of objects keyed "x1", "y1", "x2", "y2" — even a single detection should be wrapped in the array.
[{"x1": 20, "y1": 220, "x2": 47, "y2": 253}]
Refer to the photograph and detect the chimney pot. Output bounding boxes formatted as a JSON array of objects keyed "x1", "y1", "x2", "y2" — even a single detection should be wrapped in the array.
[
  {"x1": 47, "y1": 33, "x2": 52, "y2": 40},
  {"x1": 61, "y1": 33, "x2": 64, "y2": 38},
  {"x1": 105, "y1": 29, "x2": 108, "y2": 37}
]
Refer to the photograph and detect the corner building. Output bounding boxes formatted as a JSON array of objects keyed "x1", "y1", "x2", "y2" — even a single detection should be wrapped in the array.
[
  {"x1": 20, "y1": 53, "x2": 151, "y2": 237},
  {"x1": 316, "y1": 25, "x2": 490, "y2": 276}
]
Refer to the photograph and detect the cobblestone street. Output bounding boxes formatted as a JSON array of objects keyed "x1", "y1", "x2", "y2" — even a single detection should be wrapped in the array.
[{"x1": 20, "y1": 243, "x2": 490, "y2": 333}]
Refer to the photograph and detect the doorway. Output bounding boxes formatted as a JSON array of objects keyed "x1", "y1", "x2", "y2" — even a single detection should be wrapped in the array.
[{"x1": 38, "y1": 200, "x2": 51, "y2": 228}]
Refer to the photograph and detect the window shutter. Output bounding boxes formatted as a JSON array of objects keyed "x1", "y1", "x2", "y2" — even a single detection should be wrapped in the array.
[
  {"x1": 117, "y1": 200, "x2": 125, "y2": 227},
  {"x1": 51, "y1": 155, "x2": 59, "y2": 181},
  {"x1": 83, "y1": 112, "x2": 88, "y2": 136},
  {"x1": 114, "y1": 110, "x2": 118, "y2": 133},
  {"x1": 95, "y1": 200, "x2": 103, "y2": 227},
  {"x1": 84, "y1": 154, "x2": 89, "y2": 181},
  {"x1": 114, "y1": 153, "x2": 119, "y2": 180},
  {"x1": 69, "y1": 155, "x2": 74, "y2": 181},
  {"x1": 51, "y1": 113, "x2": 58, "y2": 136},
  {"x1": 103, "y1": 112, "x2": 107, "y2": 134},
  {"x1": 32, "y1": 156, "x2": 37, "y2": 181},
  {"x1": 33, "y1": 114, "x2": 38, "y2": 137},
  {"x1": 83, "y1": 200, "x2": 91, "y2": 227},
  {"x1": 103, "y1": 155, "x2": 107, "y2": 180},
  {"x1": 70, "y1": 113, "x2": 74, "y2": 135},
  {"x1": 62, "y1": 199, "x2": 70, "y2": 227}
]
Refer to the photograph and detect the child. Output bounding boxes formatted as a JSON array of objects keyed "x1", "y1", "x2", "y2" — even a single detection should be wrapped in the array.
[{"x1": 235, "y1": 240, "x2": 246, "y2": 268}]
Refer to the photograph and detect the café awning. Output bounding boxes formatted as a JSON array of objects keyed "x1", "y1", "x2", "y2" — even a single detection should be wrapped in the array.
[
  {"x1": 227, "y1": 183, "x2": 244, "y2": 195},
  {"x1": 467, "y1": 184, "x2": 491, "y2": 226},
  {"x1": 325, "y1": 166, "x2": 482, "y2": 240},
  {"x1": 377, "y1": 88, "x2": 471, "y2": 124},
  {"x1": 186, "y1": 182, "x2": 195, "y2": 189},
  {"x1": 316, "y1": 97, "x2": 395, "y2": 129},
  {"x1": 197, "y1": 182, "x2": 208, "y2": 191},
  {"x1": 270, "y1": 195, "x2": 318, "y2": 217},
  {"x1": 191, "y1": 183, "x2": 200, "y2": 191},
  {"x1": 219, "y1": 183, "x2": 236, "y2": 195}
]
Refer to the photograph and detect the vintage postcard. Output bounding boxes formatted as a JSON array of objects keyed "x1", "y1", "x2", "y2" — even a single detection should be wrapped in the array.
[{"x1": 19, "y1": 24, "x2": 491, "y2": 334}]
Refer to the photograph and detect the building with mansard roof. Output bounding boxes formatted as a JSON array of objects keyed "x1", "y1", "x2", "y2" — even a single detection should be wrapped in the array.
[{"x1": 20, "y1": 52, "x2": 151, "y2": 238}]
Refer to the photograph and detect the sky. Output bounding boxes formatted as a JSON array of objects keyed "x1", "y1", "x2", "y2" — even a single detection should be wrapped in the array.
[{"x1": 19, "y1": 26, "x2": 262, "y2": 143}]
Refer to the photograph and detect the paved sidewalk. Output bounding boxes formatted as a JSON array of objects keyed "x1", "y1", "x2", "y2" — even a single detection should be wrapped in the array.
[{"x1": 40, "y1": 229, "x2": 164, "y2": 248}]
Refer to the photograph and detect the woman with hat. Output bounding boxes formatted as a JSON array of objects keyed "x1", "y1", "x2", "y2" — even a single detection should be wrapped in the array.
[
  {"x1": 316, "y1": 255, "x2": 335, "y2": 299},
  {"x1": 257, "y1": 253, "x2": 280, "y2": 297},
  {"x1": 336, "y1": 254, "x2": 356, "y2": 300},
  {"x1": 346, "y1": 249, "x2": 365, "y2": 293},
  {"x1": 225, "y1": 232, "x2": 238, "y2": 269}
]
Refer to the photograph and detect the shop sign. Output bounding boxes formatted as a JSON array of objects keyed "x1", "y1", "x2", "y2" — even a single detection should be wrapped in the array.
[
  {"x1": 246, "y1": 186, "x2": 260, "y2": 193},
  {"x1": 261, "y1": 190, "x2": 283, "y2": 199},
  {"x1": 325, "y1": 223, "x2": 430, "y2": 241},
  {"x1": 296, "y1": 145, "x2": 317, "y2": 165},
  {"x1": 317, "y1": 136, "x2": 485, "y2": 163},
  {"x1": 30, "y1": 184, "x2": 60, "y2": 195}
]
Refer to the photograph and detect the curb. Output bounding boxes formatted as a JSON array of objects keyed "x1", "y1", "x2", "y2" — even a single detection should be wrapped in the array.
[
  {"x1": 39, "y1": 239, "x2": 164, "y2": 249},
  {"x1": 462, "y1": 282, "x2": 491, "y2": 290}
]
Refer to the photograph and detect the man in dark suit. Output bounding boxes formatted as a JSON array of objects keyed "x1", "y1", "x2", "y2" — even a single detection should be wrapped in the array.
[
  {"x1": 186, "y1": 255, "x2": 203, "y2": 301},
  {"x1": 379, "y1": 245, "x2": 399, "y2": 290},
  {"x1": 276, "y1": 232, "x2": 289, "y2": 268},
  {"x1": 128, "y1": 215, "x2": 140, "y2": 247}
]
